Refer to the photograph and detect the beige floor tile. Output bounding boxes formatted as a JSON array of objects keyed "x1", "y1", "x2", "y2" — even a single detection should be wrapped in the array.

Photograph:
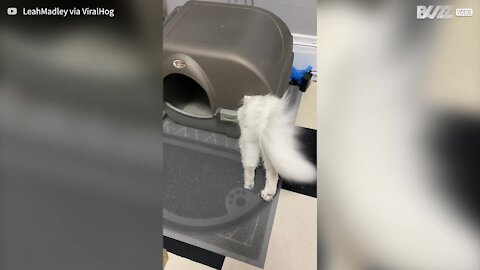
[
  {"x1": 222, "y1": 189, "x2": 317, "y2": 270},
  {"x1": 164, "y1": 252, "x2": 215, "y2": 270},
  {"x1": 295, "y1": 82, "x2": 317, "y2": 130}
]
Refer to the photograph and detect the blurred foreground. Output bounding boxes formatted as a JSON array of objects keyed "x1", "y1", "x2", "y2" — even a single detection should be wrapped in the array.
[{"x1": 317, "y1": 0, "x2": 480, "y2": 269}]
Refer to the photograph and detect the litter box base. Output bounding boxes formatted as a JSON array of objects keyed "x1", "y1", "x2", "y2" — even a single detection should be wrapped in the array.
[{"x1": 165, "y1": 102, "x2": 240, "y2": 138}]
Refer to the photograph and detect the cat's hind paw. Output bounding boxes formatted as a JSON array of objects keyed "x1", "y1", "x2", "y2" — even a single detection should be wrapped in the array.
[
  {"x1": 261, "y1": 189, "x2": 276, "y2": 202},
  {"x1": 244, "y1": 182, "x2": 254, "y2": 190}
]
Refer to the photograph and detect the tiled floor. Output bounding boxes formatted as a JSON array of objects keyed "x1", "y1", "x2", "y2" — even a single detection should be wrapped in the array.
[{"x1": 165, "y1": 84, "x2": 317, "y2": 270}]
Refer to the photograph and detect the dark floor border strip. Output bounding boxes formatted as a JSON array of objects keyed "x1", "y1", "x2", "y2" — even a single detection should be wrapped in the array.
[
  {"x1": 281, "y1": 127, "x2": 317, "y2": 198},
  {"x1": 164, "y1": 236, "x2": 225, "y2": 270},
  {"x1": 281, "y1": 181, "x2": 317, "y2": 198}
]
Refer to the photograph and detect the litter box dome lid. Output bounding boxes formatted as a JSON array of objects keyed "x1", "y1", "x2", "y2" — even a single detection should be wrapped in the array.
[{"x1": 164, "y1": 1, "x2": 291, "y2": 66}]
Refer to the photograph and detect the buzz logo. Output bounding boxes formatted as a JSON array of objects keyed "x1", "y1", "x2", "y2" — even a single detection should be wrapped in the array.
[{"x1": 417, "y1": 5, "x2": 454, "y2": 19}]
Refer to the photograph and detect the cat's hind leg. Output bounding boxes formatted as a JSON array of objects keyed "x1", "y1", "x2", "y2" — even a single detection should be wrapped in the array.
[
  {"x1": 240, "y1": 139, "x2": 260, "y2": 190},
  {"x1": 261, "y1": 156, "x2": 279, "y2": 201},
  {"x1": 244, "y1": 166, "x2": 256, "y2": 190}
]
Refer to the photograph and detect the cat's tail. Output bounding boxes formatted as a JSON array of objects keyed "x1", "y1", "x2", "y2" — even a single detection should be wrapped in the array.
[{"x1": 260, "y1": 95, "x2": 317, "y2": 183}]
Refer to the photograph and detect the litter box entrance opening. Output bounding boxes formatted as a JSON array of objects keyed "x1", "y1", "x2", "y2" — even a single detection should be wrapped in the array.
[{"x1": 164, "y1": 73, "x2": 213, "y2": 117}]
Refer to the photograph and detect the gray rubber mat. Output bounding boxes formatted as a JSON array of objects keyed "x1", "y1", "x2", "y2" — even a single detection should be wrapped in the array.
[{"x1": 163, "y1": 131, "x2": 280, "y2": 268}]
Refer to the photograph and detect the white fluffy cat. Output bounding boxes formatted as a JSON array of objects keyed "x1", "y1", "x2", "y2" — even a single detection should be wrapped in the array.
[
  {"x1": 237, "y1": 93, "x2": 316, "y2": 202},
  {"x1": 317, "y1": 2, "x2": 480, "y2": 270}
]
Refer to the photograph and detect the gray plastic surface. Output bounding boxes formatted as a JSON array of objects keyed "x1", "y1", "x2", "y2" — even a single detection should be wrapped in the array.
[
  {"x1": 165, "y1": 102, "x2": 241, "y2": 137},
  {"x1": 163, "y1": 117, "x2": 239, "y2": 150},
  {"x1": 163, "y1": 1, "x2": 293, "y2": 137}
]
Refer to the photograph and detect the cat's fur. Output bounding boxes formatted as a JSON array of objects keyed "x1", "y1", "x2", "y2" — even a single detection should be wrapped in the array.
[
  {"x1": 317, "y1": 2, "x2": 480, "y2": 270},
  {"x1": 237, "y1": 93, "x2": 316, "y2": 201}
]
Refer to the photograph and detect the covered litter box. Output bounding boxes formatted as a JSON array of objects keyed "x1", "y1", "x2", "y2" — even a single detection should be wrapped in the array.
[{"x1": 163, "y1": 1, "x2": 293, "y2": 137}]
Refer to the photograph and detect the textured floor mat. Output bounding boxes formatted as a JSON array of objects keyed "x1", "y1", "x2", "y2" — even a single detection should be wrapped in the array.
[{"x1": 163, "y1": 133, "x2": 280, "y2": 268}]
